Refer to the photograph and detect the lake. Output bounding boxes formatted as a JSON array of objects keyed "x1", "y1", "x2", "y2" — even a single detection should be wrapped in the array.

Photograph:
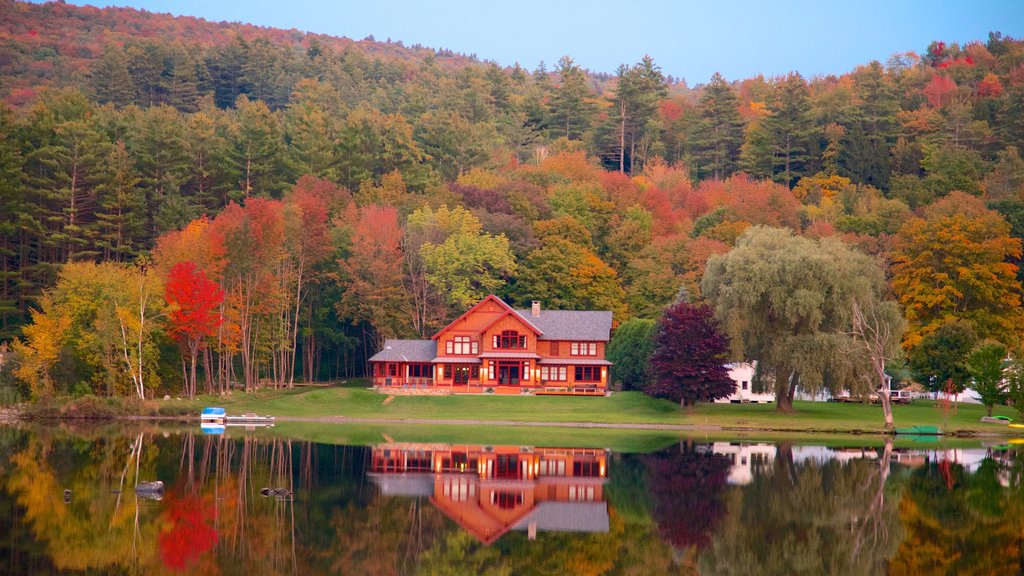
[{"x1": 0, "y1": 423, "x2": 1018, "y2": 575}]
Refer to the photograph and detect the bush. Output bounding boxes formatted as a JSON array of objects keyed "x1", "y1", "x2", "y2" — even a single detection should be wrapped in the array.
[
  {"x1": 0, "y1": 386, "x2": 23, "y2": 407},
  {"x1": 60, "y1": 395, "x2": 119, "y2": 419}
]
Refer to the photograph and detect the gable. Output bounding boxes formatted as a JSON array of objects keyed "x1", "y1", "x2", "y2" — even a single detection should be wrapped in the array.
[{"x1": 433, "y1": 295, "x2": 541, "y2": 341}]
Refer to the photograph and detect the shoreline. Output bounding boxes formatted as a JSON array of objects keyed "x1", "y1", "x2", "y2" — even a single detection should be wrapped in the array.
[{"x1": 4, "y1": 411, "x2": 1017, "y2": 438}]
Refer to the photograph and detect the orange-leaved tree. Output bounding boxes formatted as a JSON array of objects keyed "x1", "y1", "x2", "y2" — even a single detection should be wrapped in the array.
[{"x1": 891, "y1": 192, "x2": 1023, "y2": 352}]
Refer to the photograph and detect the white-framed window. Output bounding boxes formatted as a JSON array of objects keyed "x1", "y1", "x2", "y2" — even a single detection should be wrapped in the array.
[
  {"x1": 570, "y1": 342, "x2": 597, "y2": 356},
  {"x1": 448, "y1": 335, "x2": 477, "y2": 355},
  {"x1": 540, "y1": 366, "x2": 567, "y2": 381},
  {"x1": 568, "y1": 485, "x2": 595, "y2": 501}
]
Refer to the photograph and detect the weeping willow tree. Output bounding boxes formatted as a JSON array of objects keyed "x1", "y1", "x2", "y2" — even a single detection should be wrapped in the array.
[{"x1": 702, "y1": 226, "x2": 902, "y2": 413}]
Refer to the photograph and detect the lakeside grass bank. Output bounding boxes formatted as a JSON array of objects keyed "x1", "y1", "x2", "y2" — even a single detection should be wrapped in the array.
[{"x1": 156, "y1": 382, "x2": 1022, "y2": 436}]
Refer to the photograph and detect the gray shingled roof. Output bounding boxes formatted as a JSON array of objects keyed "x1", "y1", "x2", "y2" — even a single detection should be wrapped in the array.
[
  {"x1": 511, "y1": 502, "x2": 610, "y2": 533},
  {"x1": 513, "y1": 309, "x2": 613, "y2": 342},
  {"x1": 368, "y1": 339, "x2": 437, "y2": 362}
]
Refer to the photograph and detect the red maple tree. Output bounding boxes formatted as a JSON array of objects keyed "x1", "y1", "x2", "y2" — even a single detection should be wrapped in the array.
[{"x1": 165, "y1": 261, "x2": 224, "y2": 398}]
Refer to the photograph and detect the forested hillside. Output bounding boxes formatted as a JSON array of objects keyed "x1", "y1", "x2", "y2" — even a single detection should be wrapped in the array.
[{"x1": 2, "y1": 0, "x2": 1024, "y2": 400}]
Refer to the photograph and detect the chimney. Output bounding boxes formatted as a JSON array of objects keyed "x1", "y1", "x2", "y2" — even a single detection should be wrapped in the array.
[{"x1": 531, "y1": 301, "x2": 541, "y2": 317}]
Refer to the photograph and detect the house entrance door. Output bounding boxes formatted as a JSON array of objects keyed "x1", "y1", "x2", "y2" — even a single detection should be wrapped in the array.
[{"x1": 497, "y1": 362, "x2": 520, "y2": 385}]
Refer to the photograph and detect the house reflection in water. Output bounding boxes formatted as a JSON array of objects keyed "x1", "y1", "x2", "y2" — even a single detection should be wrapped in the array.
[{"x1": 368, "y1": 444, "x2": 609, "y2": 544}]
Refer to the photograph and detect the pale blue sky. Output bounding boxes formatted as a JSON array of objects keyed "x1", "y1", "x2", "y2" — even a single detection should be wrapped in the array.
[{"x1": 38, "y1": 0, "x2": 1024, "y2": 84}]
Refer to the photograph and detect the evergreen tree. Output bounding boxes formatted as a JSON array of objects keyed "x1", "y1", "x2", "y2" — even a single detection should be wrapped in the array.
[
  {"x1": 0, "y1": 106, "x2": 26, "y2": 339},
  {"x1": 90, "y1": 44, "x2": 134, "y2": 107},
  {"x1": 765, "y1": 73, "x2": 814, "y2": 188},
  {"x1": 691, "y1": 72, "x2": 745, "y2": 180},
  {"x1": 842, "y1": 62, "x2": 899, "y2": 190},
  {"x1": 548, "y1": 56, "x2": 596, "y2": 140},
  {"x1": 95, "y1": 141, "x2": 145, "y2": 262},
  {"x1": 607, "y1": 56, "x2": 667, "y2": 174}
]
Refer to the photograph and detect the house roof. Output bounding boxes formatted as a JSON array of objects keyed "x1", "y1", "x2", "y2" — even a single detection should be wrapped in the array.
[
  {"x1": 433, "y1": 295, "x2": 542, "y2": 340},
  {"x1": 510, "y1": 502, "x2": 610, "y2": 533},
  {"x1": 478, "y1": 352, "x2": 541, "y2": 360},
  {"x1": 368, "y1": 340, "x2": 437, "y2": 363},
  {"x1": 366, "y1": 473, "x2": 434, "y2": 497},
  {"x1": 538, "y1": 358, "x2": 612, "y2": 366},
  {"x1": 513, "y1": 309, "x2": 613, "y2": 342},
  {"x1": 432, "y1": 356, "x2": 481, "y2": 364}
]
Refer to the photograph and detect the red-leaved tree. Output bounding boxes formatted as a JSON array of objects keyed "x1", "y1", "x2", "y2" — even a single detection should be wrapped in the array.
[
  {"x1": 647, "y1": 301, "x2": 733, "y2": 407},
  {"x1": 165, "y1": 261, "x2": 225, "y2": 398}
]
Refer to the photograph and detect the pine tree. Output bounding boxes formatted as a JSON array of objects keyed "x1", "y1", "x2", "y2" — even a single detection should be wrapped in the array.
[
  {"x1": 0, "y1": 106, "x2": 26, "y2": 339},
  {"x1": 95, "y1": 141, "x2": 145, "y2": 262},
  {"x1": 548, "y1": 56, "x2": 596, "y2": 140},
  {"x1": 90, "y1": 44, "x2": 134, "y2": 107},
  {"x1": 765, "y1": 73, "x2": 814, "y2": 188},
  {"x1": 691, "y1": 72, "x2": 745, "y2": 180}
]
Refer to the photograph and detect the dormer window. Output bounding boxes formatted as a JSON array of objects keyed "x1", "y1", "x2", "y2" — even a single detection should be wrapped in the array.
[{"x1": 495, "y1": 330, "x2": 527, "y2": 349}]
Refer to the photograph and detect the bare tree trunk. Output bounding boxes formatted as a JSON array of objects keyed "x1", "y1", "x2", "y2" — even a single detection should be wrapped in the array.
[{"x1": 619, "y1": 100, "x2": 626, "y2": 173}]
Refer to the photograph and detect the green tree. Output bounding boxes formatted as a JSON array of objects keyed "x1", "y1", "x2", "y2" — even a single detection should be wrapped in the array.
[
  {"x1": 702, "y1": 227, "x2": 891, "y2": 411},
  {"x1": 548, "y1": 56, "x2": 596, "y2": 140},
  {"x1": 841, "y1": 61, "x2": 899, "y2": 190},
  {"x1": 764, "y1": 73, "x2": 814, "y2": 188},
  {"x1": 90, "y1": 44, "x2": 134, "y2": 107},
  {"x1": 908, "y1": 320, "x2": 978, "y2": 395},
  {"x1": 409, "y1": 205, "x2": 516, "y2": 312},
  {"x1": 608, "y1": 56, "x2": 667, "y2": 174},
  {"x1": 94, "y1": 141, "x2": 146, "y2": 262},
  {"x1": 964, "y1": 340, "x2": 1008, "y2": 416},
  {"x1": 691, "y1": 72, "x2": 745, "y2": 180},
  {"x1": 606, "y1": 317, "x2": 655, "y2": 390}
]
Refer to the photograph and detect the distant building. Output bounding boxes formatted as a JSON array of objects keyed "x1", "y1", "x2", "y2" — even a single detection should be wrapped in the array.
[
  {"x1": 714, "y1": 362, "x2": 775, "y2": 404},
  {"x1": 368, "y1": 295, "x2": 613, "y2": 396}
]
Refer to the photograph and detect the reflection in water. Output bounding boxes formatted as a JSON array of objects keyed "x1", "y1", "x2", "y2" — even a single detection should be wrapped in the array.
[
  {"x1": 2, "y1": 426, "x2": 1024, "y2": 575},
  {"x1": 368, "y1": 444, "x2": 609, "y2": 544}
]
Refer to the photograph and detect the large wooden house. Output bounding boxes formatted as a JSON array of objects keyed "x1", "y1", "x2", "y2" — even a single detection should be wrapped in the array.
[{"x1": 368, "y1": 295, "x2": 613, "y2": 395}]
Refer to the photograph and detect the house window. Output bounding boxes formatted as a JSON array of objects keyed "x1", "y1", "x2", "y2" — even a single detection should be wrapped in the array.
[
  {"x1": 573, "y1": 460, "x2": 601, "y2": 477},
  {"x1": 388, "y1": 363, "x2": 398, "y2": 377},
  {"x1": 568, "y1": 485, "x2": 595, "y2": 501},
  {"x1": 540, "y1": 366, "x2": 567, "y2": 381},
  {"x1": 741, "y1": 381, "x2": 748, "y2": 391},
  {"x1": 496, "y1": 330, "x2": 526, "y2": 349},
  {"x1": 492, "y1": 491, "x2": 524, "y2": 509},
  {"x1": 575, "y1": 366, "x2": 600, "y2": 382},
  {"x1": 570, "y1": 342, "x2": 597, "y2": 356},
  {"x1": 550, "y1": 341, "x2": 560, "y2": 355},
  {"x1": 448, "y1": 365, "x2": 478, "y2": 385},
  {"x1": 410, "y1": 364, "x2": 433, "y2": 378},
  {"x1": 446, "y1": 336, "x2": 478, "y2": 355},
  {"x1": 578, "y1": 366, "x2": 601, "y2": 382}
]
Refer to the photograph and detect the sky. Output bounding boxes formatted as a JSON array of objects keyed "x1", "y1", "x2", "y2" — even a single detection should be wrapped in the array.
[{"x1": 39, "y1": 0, "x2": 1024, "y2": 84}]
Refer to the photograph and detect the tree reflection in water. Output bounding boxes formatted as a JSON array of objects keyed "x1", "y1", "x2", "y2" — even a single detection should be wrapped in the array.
[
  {"x1": 698, "y1": 442, "x2": 902, "y2": 575},
  {"x1": 4, "y1": 426, "x2": 1024, "y2": 575}
]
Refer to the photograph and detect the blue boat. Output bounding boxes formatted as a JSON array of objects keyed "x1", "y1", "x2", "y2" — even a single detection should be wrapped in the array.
[{"x1": 201, "y1": 407, "x2": 226, "y2": 424}]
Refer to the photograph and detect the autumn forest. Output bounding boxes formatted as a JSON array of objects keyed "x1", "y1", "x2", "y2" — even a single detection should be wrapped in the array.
[{"x1": 1, "y1": 1, "x2": 1024, "y2": 403}]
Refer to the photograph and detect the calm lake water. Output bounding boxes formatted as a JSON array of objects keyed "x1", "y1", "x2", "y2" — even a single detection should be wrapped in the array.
[{"x1": 0, "y1": 424, "x2": 1019, "y2": 575}]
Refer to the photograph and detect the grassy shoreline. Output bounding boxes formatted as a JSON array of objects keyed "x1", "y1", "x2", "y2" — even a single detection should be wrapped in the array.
[
  {"x1": 151, "y1": 383, "x2": 1021, "y2": 436},
  {"x1": 12, "y1": 382, "x2": 1023, "y2": 437}
]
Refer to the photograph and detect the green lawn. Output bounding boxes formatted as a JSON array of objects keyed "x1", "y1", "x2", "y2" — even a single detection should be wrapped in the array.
[{"x1": 164, "y1": 382, "x2": 1023, "y2": 435}]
